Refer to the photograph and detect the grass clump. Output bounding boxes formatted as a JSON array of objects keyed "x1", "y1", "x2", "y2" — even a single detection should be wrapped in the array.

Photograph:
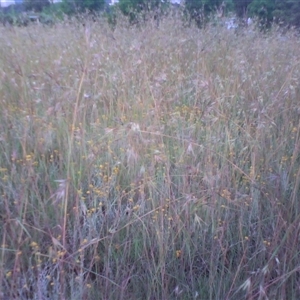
[{"x1": 0, "y1": 16, "x2": 300, "y2": 299}]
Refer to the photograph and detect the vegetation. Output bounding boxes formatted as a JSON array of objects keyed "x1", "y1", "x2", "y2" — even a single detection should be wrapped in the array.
[
  {"x1": 24, "y1": 0, "x2": 50, "y2": 12},
  {"x1": 1, "y1": 0, "x2": 300, "y2": 29},
  {"x1": 117, "y1": 0, "x2": 168, "y2": 24},
  {"x1": 62, "y1": 0, "x2": 106, "y2": 15},
  {"x1": 0, "y1": 14, "x2": 300, "y2": 299},
  {"x1": 184, "y1": 0, "x2": 225, "y2": 27}
]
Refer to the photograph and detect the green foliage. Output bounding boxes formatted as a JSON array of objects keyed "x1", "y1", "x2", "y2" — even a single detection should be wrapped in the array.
[
  {"x1": 117, "y1": 0, "x2": 166, "y2": 24},
  {"x1": 61, "y1": 0, "x2": 106, "y2": 15},
  {"x1": 41, "y1": 2, "x2": 66, "y2": 21},
  {"x1": 273, "y1": 0, "x2": 300, "y2": 27},
  {"x1": 104, "y1": 4, "x2": 120, "y2": 29},
  {"x1": 248, "y1": 0, "x2": 276, "y2": 28},
  {"x1": 184, "y1": 0, "x2": 225, "y2": 27},
  {"x1": 2, "y1": 0, "x2": 300, "y2": 30},
  {"x1": 224, "y1": 0, "x2": 235, "y2": 12},
  {"x1": 118, "y1": 0, "x2": 161, "y2": 14},
  {"x1": 0, "y1": 11, "x2": 29, "y2": 26},
  {"x1": 233, "y1": 0, "x2": 252, "y2": 17},
  {"x1": 232, "y1": 0, "x2": 300, "y2": 29},
  {"x1": 76, "y1": 0, "x2": 106, "y2": 12},
  {"x1": 24, "y1": 0, "x2": 50, "y2": 12},
  {"x1": 288, "y1": 0, "x2": 300, "y2": 27},
  {"x1": 60, "y1": 0, "x2": 77, "y2": 15}
]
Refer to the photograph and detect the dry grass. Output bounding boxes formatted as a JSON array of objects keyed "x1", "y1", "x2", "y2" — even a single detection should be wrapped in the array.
[{"x1": 0, "y1": 14, "x2": 300, "y2": 299}]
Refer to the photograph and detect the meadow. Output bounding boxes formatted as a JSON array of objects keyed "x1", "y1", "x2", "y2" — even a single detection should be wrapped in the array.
[{"x1": 0, "y1": 14, "x2": 300, "y2": 299}]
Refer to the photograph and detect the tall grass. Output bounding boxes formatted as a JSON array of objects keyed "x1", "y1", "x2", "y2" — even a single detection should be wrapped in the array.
[{"x1": 0, "y1": 15, "x2": 300, "y2": 299}]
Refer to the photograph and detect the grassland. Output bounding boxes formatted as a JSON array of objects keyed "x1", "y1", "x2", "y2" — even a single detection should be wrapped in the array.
[{"x1": 0, "y1": 15, "x2": 300, "y2": 299}]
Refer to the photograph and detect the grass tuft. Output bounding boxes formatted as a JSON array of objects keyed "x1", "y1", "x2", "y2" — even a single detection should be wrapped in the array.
[{"x1": 1, "y1": 16, "x2": 300, "y2": 299}]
